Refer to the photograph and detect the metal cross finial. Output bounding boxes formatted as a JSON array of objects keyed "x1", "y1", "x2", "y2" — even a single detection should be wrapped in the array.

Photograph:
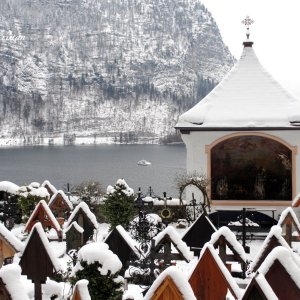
[{"x1": 242, "y1": 16, "x2": 254, "y2": 39}]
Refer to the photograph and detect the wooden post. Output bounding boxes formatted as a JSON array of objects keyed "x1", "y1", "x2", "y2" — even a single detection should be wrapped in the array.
[
  {"x1": 34, "y1": 281, "x2": 42, "y2": 300},
  {"x1": 285, "y1": 217, "x2": 293, "y2": 247}
]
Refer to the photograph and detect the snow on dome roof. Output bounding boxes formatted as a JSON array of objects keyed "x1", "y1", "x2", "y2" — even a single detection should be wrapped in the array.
[
  {"x1": 176, "y1": 45, "x2": 300, "y2": 128},
  {"x1": 0, "y1": 264, "x2": 30, "y2": 300},
  {"x1": 0, "y1": 181, "x2": 20, "y2": 194},
  {"x1": 72, "y1": 242, "x2": 122, "y2": 276},
  {"x1": 0, "y1": 222, "x2": 24, "y2": 252},
  {"x1": 66, "y1": 201, "x2": 98, "y2": 229},
  {"x1": 48, "y1": 190, "x2": 73, "y2": 210},
  {"x1": 153, "y1": 226, "x2": 194, "y2": 261},
  {"x1": 258, "y1": 246, "x2": 300, "y2": 289},
  {"x1": 144, "y1": 266, "x2": 197, "y2": 300},
  {"x1": 209, "y1": 226, "x2": 247, "y2": 262}
]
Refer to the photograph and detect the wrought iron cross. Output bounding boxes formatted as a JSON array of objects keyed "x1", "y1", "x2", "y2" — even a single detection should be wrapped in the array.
[{"x1": 242, "y1": 16, "x2": 254, "y2": 39}]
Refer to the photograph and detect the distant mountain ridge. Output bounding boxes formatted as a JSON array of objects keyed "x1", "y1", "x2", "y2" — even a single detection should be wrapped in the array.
[{"x1": 0, "y1": 0, "x2": 234, "y2": 145}]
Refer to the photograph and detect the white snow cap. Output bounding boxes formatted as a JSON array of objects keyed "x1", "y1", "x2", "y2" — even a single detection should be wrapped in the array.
[
  {"x1": 0, "y1": 264, "x2": 30, "y2": 300},
  {"x1": 41, "y1": 180, "x2": 57, "y2": 194},
  {"x1": 258, "y1": 246, "x2": 300, "y2": 289},
  {"x1": 144, "y1": 266, "x2": 196, "y2": 300},
  {"x1": 0, "y1": 222, "x2": 24, "y2": 252},
  {"x1": 65, "y1": 221, "x2": 84, "y2": 234},
  {"x1": 72, "y1": 242, "x2": 122, "y2": 276},
  {"x1": 177, "y1": 46, "x2": 300, "y2": 128},
  {"x1": 197, "y1": 243, "x2": 242, "y2": 299},
  {"x1": 153, "y1": 226, "x2": 194, "y2": 261},
  {"x1": 73, "y1": 279, "x2": 91, "y2": 300},
  {"x1": 209, "y1": 226, "x2": 247, "y2": 262},
  {"x1": 292, "y1": 193, "x2": 300, "y2": 207},
  {"x1": 66, "y1": 201, "x2": 98, "y2": 229},
  {"x1": 25, "y1": 200, "x2": 61, "y2": 233},
  {"x1": 277, "y1": 207, "x2": 300, "y2": 232},
  {"x1": 107, "y1": 179, "x2": 134, "y2": 196},
  {"x1": 249, "y1": 225, "x2": 291, "y2": 272},
  {"x1": 0, "y1": 181, "x2": 20, "y2": 194},
  {"x1": 29, "y1": 182, "x2": 40, "y2": 189},
  {"x1": 253, "y1": 273, "x2": 279, "y2": 300},
  {"x1": 114, "y1": 225, "x2": 140, "y2": 258},
  {"x1": 48, "y1": 189, "x2": 73, "y2": 210},
  {"x1": 24, "y1": 222, "x2": 61, "y2": 272}
]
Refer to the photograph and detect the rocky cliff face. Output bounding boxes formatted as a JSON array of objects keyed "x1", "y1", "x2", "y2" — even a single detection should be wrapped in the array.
[{"x1": 0, "y1": 0, "x2": 234, "y2": 145}]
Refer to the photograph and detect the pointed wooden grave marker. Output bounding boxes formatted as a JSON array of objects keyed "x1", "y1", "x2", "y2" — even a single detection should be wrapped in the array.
[
  {"x1": 182, "y1": 213, "x2": 216, "y2": 256},
  {"x1": 249, "y1": 225, "x2": 290, "y2": 273},
  {"x1": 24, "y1": 200, "x2": 62, "y2": 241},
  {"x1": 66, "y1": 202, "x2": 98, "y2": 245},
  {"x1": 189, "y1": 244, "x2": 241, "y2": 300},
  {"x1": 20, "y1": 223, "x2": 60, "y2": 300},
  {"x1": 277, "y1": 207, "x2": 300, "y2": 246},
  {"x1": 48, "y1": 190, "x2": 73, "y2": 221},
  {"x1": 105, "y1": 225, "x2": 140, "y2": 271}
]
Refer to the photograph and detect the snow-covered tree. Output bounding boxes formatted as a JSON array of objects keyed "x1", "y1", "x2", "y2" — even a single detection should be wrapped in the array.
[
  {"x1": 102, "y1": 179, "x2": 135, "y2": 229},
  {"x1": 71, "y1": 242, "x2": 123, "y2": 300}
]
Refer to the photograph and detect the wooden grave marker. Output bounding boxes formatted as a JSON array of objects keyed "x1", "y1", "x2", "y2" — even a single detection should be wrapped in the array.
[
  {"x1": 20, "y1": 223, "x2": 60, "y2": 300},
  {"x1": 277, "y1": 207, "x2": 300, "y2": 247},
  {"x1": 182, "y1": 213, "x2": 216, "y2": 256},
  {"x1": 24, "y1": 200, "x2": 62, "y2": 241},
  {"x1": 66, "y1": 202, "x2": 98, "y2": 245},
  {"x1": 65, "y1": 221, "x2": 84, "y2": 252},
  {"x1": 48, "y1": 190, "x2": 73, "y2": 221},
  {"x1": 189, "y1": 244, "x2": 241, "y2": 300}
]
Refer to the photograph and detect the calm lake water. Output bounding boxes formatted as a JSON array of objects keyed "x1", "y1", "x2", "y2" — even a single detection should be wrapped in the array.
[{"x1": 0, "y1": 144, "x2": 186, "y2": 196}]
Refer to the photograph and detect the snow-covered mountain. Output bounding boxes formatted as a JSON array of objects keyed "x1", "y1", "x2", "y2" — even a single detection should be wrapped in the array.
[{"x1": 0, "y1": 0, "x2": 234, "y2": 145}]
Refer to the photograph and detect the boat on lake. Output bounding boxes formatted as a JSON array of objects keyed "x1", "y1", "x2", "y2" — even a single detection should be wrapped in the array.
[{"x1": 137, "y1": 159, "x2": 152, "y2": 166}]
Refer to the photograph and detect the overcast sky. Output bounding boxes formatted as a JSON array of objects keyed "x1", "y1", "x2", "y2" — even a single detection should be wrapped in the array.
[{"x1": 200, "y1": 0, "x2": 300, "y2": 98}]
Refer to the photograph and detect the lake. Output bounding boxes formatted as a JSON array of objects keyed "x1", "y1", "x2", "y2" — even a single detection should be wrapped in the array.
[{"x1": 0, "y1": 144, "x2": 186, "y2": 197}]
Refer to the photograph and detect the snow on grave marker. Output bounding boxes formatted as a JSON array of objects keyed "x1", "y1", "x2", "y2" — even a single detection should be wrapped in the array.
[
  {"x1": 243, "y1": 247, "x2": 300, "y2": 300},
  {"x1": 65, "y1": 221, "x2": 84, "y2": 252},
  {"x1": 0, "y1": 222, "x2": 23, "y2": 266},
  {"x1": 209, "y1": 226, "x2": 247, "y2": 276},
  {"x1": 277, "y1": 207, "x2": 300, "y2": 246},
  {"x1": 48, "y1": 189, "x2": 73, "y2": 223},
  {"x1": 19, "y1": 223, "x2": 61, "y2": 300},
  {"x1": 104, "y1": 225, "x2": 140, "y2": 272},
  {"x1": 144, "y1": 266, "x2": 196, "y2": 300},
  {"x1": 24, "y1": 200, "x2": 62, "y2": 241},
  {"x1": 66, "y1": 202, "x2": 98, "y2": 245},
  {"x1": 41, "y1": 180, "x2": 57, "y2": 198},
  {"x1": 189, "y1": 243, "x2": 242, "y2": 300},
  {"x1": 182, "y1": 213, "x2": 216, "y2": 257},
  {"x1": 0, "y1": 264, "x2": 30, "y2": 300},
  {"x1": 249, "y1": 225, "x2": 291, "y2": 273},
  {"x1": 152, "y1": 225, "x2": 194, "y2": 264}
]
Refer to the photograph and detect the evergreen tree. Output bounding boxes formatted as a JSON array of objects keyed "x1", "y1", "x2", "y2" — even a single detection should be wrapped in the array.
[
  {"x1": 70, "y1": 242, "x2": 123, "y2": 300},
  {"x1": 102, "y1": 179, "x2": 135, "y2": 229}
]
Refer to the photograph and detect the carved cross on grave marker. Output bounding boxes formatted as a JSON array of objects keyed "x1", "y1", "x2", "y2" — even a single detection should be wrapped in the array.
[{"x1": 20, "y1": 223, "x2": 60, "y2": 300}]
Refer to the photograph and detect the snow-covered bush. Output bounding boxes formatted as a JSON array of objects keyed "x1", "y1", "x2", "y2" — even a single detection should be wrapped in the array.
[
  {"x1": 71, "y1": 242, "x2": 123, "y2": 300},
  {"x1": 102, "y1": 179, "x2": 135, "y2": 229}
]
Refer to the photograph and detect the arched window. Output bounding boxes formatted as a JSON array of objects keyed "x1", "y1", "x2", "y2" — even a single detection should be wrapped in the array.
[{"x1": 210, "y1": 135, "x2": 292, "y2": 201}]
